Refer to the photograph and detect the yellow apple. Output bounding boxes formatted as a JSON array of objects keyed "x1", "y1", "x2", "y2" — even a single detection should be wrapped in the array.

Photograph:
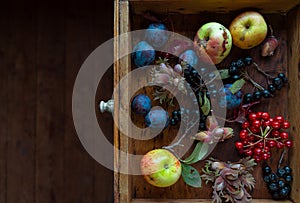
[
  {"x1": 229, "y1": 11, "x2": 267, "y2": 49},
  {"x1": 140, "y1": 149, "x2": 182, "y2": 187}
]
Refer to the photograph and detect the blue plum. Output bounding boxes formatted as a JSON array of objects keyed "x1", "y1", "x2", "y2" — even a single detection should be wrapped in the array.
[
  {"x1": 145, "y1": 109, "x2": 169, "y2": 129},
  {"x1": 218, "y1": 84, "x2": 243, "y2": 109},
  {"x1": 145, "y1": 23, "x2": 169, "y2": 48},
  {"x1": 131, "y1": 94, "x2": 152, "y2": 115},
  {"x1": 179, "y1": 49, "x2": 199, "y2": 68},
  {"x1": 132, "y1": 41, "x2": 155, "y2": 68}
]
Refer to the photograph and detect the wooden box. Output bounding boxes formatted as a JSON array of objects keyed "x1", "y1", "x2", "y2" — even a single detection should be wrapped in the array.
[{"x1": 113, "y1": 0, "x2": 300, "y2": 202}]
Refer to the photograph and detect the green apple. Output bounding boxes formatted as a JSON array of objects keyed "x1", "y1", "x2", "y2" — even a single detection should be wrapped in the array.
[
  {"x1": 140, "y1": 149, "x2": 182, "y2": 187},
  {"x1": 229, "y1": 11, "x2": 267, "y2": 49},
  {"x1": 194, "y1": 22, "x2": 232, "y2": 64}
]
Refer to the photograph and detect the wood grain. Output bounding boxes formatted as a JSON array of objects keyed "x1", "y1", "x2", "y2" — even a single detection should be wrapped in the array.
[
  {"x1": 287, "y1": 5, "x2": 300, "y2": 202},
  {"x1": 6, "y1": 1, "x2": 37, "y2": 202},
  {"x1": 35, "y1": 1, "x2": 65, "y2": 203},
  {"x1": 129, "y1": 0, "x2": 299, "y2": 15},
  {"x1": 65, "y1": 0, "x2": 95, "y2": 202},
  {"x1": 0, "y1": 2, "x2": 9, "y2": 202}
]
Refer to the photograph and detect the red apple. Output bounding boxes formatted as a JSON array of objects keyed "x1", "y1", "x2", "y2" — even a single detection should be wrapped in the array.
[
  {"x1": 140, "y1": 149, "x2": 182, "y2": 187},
  {"x1": 194, "y1": 22, "x2": 232, "y2": 64},
  {"x1": 229, "y1": 11, "x2": 267, "y2": 49}
]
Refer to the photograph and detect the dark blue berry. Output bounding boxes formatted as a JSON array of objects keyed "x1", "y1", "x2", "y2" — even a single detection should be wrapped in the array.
[
  {"x1": 184, "y1": 69, "x2": 190, "y2": 76},
  {"x1": 285, "y1": 175, "x2": 293, "y2": 183},
  {"x1": 268, "y1": 182, "x2": 279, "y2": 192},
  {"x1": 279, "y1": 188, "x2": 289, "y2": 198},
  {"x1": 252, "y1": 91, "x2": 262, "y2": 101},
  {"x1": 231, "y1": 74, "x2": 240, "y2": 81},
  {"x1": 243, "y1": 56, "x2": 253, "y2": 66},
  {"x1": 262, "y1": 89, "x2": 272, "y2": 98},
  {"x1": 229, "y1": 66, "x2": 238, "y2": 75},
  {"x1": 199, "y1": 67, "x2": 207, "y2": 75},
  {"x1": 276, "y1": 168, "x2": 286, "y2": 178},
  {"x1": 268, "y1": 84, "x2": 276, "y2": 93},
  {"x1": 264, "y1": 175, "x2": 271, "y2": 183},
  {"x1": 236, "y1": 59, "x2": 245, "y2": 68},
  {"x1": 273, "y1": 77, "x2": 283, "y2": 89},
  {"x1": 199, "y1": 122, "x2": 206, "y2": 130},
  {"x1": 263, "y1": 165, "x2": 272, "y2": 175},
  {"x1": 283, "y1": 185, "x2": 291, "y2": 195},
  {"x1": 278, "y1": 73, "x2": 286, "y2": 79},
  {"x1": 281, "y1": 77, "x2": 288, "y2": 83},
  {"x1": 170, "y1": 118, "x2": 177, "y2": 126},
  {"x1": 283, "y1": 166, "x2": 292, "y2": 174},
  {"x1": 278, "y1": 180, "x2": 285, "y2": 188},
  {"x1": 230, "y1": 61, "x2": 237, "y2": 67},
  {"x1": 191, "y1": 69, "x2": 198, "y2": 77},
  {"x1": 243, "y1": 93, "x2": 252, "y2": 104},
  {"x1": 269, "y1": 173, "x2": 277, "y2": 182}
]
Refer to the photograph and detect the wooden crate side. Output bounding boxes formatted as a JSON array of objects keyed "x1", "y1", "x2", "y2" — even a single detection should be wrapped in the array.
[
  {"x1": 129, "y1": 0, "x2": 299, "y2": 14},
  {"x1": 114, "y1": 0, "x2": 132, "y2": 203},
  {"x1": 287, "y1": 5, "x2": 300, "y2": 203},
  {"x1": 131, "y1": 199, "x2": 292, "y2": 203}
]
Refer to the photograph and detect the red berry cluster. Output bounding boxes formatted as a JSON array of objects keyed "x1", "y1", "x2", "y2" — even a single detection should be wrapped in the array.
[{"x1": 235, "y1": 112, "x2": 292, "y2": 162}]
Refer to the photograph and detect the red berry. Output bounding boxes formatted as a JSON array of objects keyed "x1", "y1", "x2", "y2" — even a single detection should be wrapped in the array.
[
  {"x1": 261, "y1": 112, "x2": 270, "y2": 120},
  {"x1": 249, "y1": 135, "x2": 255, "y2": 141},
  {"x1": 238, "y1": 149, "x2": 244, "y2": 154},
  {"x1": 275, "y1": 116, "x2": 284, "y2": 123},
  {"x1": 235, "y1": 142, "x2": 244, "y2": 150},
  {"x1": 250, "y1": 126, "x2": 260, "y2": 133},
  {"x1": 262, "y1": 152, "x2": 269, "y2": 160},
  {"x1": 249, "y1": 113, "x2": 258, "y2": 120},
  {"x1": 244, "y1": 149, "x2": 253, "y2": 156},
  {"x1": 262, "y1": 120, "x2": 271, "y2": 127},
  {"x1": 242, "y1": 121, "x2": 250, "y2": 129},
  {"x1": 282, "y1": 121, "x2": 290, "y2": 129},
  {"x1": 264, "y1": 146, "x2": 270, "y2": 152},
  {"x1": 271, "y1": 130, "x2": 280, "y2": 137},
  {"x1": 254, "y1": 148, "x2": 262, "y2": 155},
  {"x1": 256, "y1": 112, "x2": 262, "y2": 119},
  {"x1": 284, "y1": 140, "x2": 293, "y2": 148},
  {"x1": 254, "y1": 155, "x2": 262, "y2": 162},
  {"x1": 252, "y1": 119, "x2": 261, "y2": 128},
  {"x1": 257, "y1": 142, "x2": 264, "y2": 148},
  {"x1": 277, "y1": 142, "x2": 285, "y2": 149},
  {"x1": 271, "y1": 121, "x2": 281, "y2": 129},
  {"x1": 239, "y1": 130, "x2": 248, "y2": 140},
  {"x1": 243, "y1": 139, "x2": 250, "y2": 145},
  {"x1": 267, "y1": 140, "x2": 276, "y2": 148},
  {"x1": 269, "y1": 118, "x2": 274, "y2": 123},
  {"x1": 280, "y1": 132, "x2": 289, "y2": 139}
]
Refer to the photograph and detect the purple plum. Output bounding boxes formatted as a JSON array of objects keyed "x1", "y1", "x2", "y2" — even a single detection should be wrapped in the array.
[
  {"x1": 131, "y1": 94, "x2": 152, "y2": 115},
  {"x1": 145, "y1": 109, "x2": 169, "y2": 129},
  {"x1": 179, "y1": 49, "x2": 199, "y2": 68},
  {"x1": 132, "y1": 41, "x2": 155, "y2": 68},
  {"x1": 218, "y1": 84, "x2": 243, "y2": 109},
  {"x1": 145, "y1": 23, "x2": 169, "y2": 48}
]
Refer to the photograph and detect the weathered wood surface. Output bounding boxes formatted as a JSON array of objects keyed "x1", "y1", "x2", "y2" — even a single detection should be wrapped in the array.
[{"x1": 0, "y1": 0, "x2": 114, "y2": 202}]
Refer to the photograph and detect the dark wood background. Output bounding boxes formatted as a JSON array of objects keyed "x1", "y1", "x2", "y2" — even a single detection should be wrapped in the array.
[{"x1": 0, "y1": 0, "x2": 114, "y2": 202}]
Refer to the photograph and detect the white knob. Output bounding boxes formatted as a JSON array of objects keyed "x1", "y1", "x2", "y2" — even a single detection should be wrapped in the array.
[{"x1": 99, "y1": 99, "x2": 114, "y2": 114}]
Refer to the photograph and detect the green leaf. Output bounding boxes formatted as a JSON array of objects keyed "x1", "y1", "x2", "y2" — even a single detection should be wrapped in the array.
[
  {"x1": 229, "y1": 78, "x2": 245, "y2": 94},
  {"x1": 201, "y1": 94, "x2": 211, "y2": 116},
  {"x1": 182, "y1": 142, "x2": 209, "y2": 164},
  {"x1": 217, "y1": 69, "x2": 230, "y2": 79},
  {"x1": 181, "y1": 163, "x2": 202, "y2": 188}
]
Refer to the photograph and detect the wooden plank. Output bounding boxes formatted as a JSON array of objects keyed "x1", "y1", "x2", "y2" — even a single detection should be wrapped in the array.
[
  {"x1": 6, "y1": 1, "x2": 37, "y2": 202},
  {"x1": 131, "y1": 199, "x2": 292, "y2": 203},
  {"x1": 92, "y1": 0, "x2": 114, "y2": 202},
  {"x1": 64, "y1": 0, "x2": 96, "y2": 202},
  {"x1": 287, "y1": 5, "x2": 300, "y2": 203},
  {"x1": 129, "y1": 0, "x2": 300, "y2": 14},
  {"x1": 114, "y1": 0, "x2": 132, "y2": 203},
  {"x1": 35, "y1": 1, "x2": 65, "y2": 203},
  {"x1": 0, "y1": 1, "x2": 10, "y2": 201}
]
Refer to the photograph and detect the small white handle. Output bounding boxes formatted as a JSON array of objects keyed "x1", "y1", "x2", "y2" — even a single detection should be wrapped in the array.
[{"x1": 99, "y1": 99, "x2": 114, "y2": 114}]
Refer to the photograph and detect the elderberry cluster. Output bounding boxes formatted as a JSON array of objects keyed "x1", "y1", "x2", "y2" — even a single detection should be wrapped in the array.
[
  {"x1": 227, "y1": 56, "x2": 253, "y2": 82},
  {"x1": 263, "y1": 164, "x2": 293, "y2": 200}
]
